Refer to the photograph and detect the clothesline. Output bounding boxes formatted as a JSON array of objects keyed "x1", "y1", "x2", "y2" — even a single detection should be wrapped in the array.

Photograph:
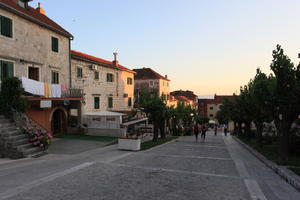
[{"x1": 20, "y1": 77, "x2": 68, "y2": 98}]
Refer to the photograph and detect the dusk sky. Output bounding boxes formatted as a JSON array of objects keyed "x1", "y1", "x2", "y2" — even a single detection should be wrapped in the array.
[{"x1": 32, "y1": 0, "x2": 300, "y2": 95}]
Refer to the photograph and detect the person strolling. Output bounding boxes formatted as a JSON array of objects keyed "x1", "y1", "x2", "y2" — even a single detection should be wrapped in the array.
[
  {"x1": 214, "y1": 125, "x2": 218, "y2": 136},
  {"x1": 193, "y1": 123, "x2": 200, "y2": 143},
  {"x1": 201, "y1": 123, "x2": 207, "y2": 142},
  {"x1": 224, "y1": 124, "x2": 228, "y2": 136}
]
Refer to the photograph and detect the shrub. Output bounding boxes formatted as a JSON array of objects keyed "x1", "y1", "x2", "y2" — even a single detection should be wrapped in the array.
[{"x1": 0, "y1": 77, "x2": 28, "y2": 115}]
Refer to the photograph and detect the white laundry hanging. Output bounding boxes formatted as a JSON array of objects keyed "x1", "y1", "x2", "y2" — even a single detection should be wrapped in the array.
[
  {"x1": 21, "y1": 77, "x2": 44, "y2": 96},
  {"x1": 51, "y1": 84, "x2": 61, "y2": 98}
]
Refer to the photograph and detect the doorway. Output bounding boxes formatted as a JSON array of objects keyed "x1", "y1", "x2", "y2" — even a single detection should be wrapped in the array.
[{"x1": 51, "y1": 109, "x2": 67, "y2": 134}]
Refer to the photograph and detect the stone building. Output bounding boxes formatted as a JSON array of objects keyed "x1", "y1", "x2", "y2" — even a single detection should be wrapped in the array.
[
  {"x1": 133, "y1": 68, "x2": 170, "y2": 102},
  {"x1": 0, "y1": 0, "x2": 82, "y2": 134},
  {"x1": 71, "y1": 50, "x2": 135, "y2": 114},
  {"x1": 198, "y1": 94, "x2": 234, "y2": 120},
  {"x1": 170, "y1": 90, "x2": 198, "y2": 109}
]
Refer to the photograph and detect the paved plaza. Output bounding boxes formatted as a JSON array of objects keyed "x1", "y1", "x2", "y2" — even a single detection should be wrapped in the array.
[{"x1": 0, "y1": 131, "x2": 299, "y2": 200}]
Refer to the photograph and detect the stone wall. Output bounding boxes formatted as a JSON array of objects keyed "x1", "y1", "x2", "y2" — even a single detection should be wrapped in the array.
[
  {"x1": 0, "y1": 8, "x2": 70, "y2": 86},
  {"x1": 71, "y1": 59, "x2": 134, "y2": 114}
]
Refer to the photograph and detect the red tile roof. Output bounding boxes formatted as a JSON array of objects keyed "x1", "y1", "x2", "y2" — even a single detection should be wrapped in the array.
[
  {"x1": 133, "y1": 68, "x2": 170, "y2": 81},
  {"x1": 174, "y1": 96, "x2": 191, "y2": 103},
  {"x1": 0, "y1": 0, "x2": 72, "y2": 38},
  {"x1": 71, "y1": 50, "x2": 135, "y2": 73}
]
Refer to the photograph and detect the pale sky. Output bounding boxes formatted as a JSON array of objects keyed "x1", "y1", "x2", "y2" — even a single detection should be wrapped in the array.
[{"x1": 32, "y1": 0, "x2": 300, "y2": 95}]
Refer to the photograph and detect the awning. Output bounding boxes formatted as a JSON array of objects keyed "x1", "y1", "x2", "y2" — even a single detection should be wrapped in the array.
[
  {"x1": 122, "y1": 118, "x2": 148, "y2": 126},
  {"x1": 84, "y1": 110, "x2": 125, "y2": 117}
]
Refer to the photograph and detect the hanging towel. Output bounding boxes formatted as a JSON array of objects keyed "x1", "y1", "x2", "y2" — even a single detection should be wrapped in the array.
[
  {"x1": 44, "y1": 83, "x2": 50, "y2": 97},
  {"x1": 61, "y1": 84, "x2": 68, "y2": 91},
  {"x1": 21, "y1": 77, "x2": 44, "y2": 96},
  {"x1": 52, "y1": 84, "x2": 61, "y2": 98}
]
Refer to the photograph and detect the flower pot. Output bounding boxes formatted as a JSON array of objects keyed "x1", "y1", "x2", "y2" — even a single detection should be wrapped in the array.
[{"x1": 118, "y1": 138, "x2": 141, "y2": 151}]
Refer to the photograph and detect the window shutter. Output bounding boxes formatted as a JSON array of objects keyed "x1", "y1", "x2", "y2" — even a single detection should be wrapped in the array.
[
  {"x1": 7, "y1": 62, "x2": 13, "y2": 78},
  {"x1": 0, "y1": 60, "x2": 2, "y2": 81},
  {"x1": 0, "y1": 16, "x2": 2, "y2": 35},
  {"x1": 52, "y1": 37, "x2": 58, "y2": 52},
  {"x1": 1, "y1": 16, "x2": 12, "y2": 37}
]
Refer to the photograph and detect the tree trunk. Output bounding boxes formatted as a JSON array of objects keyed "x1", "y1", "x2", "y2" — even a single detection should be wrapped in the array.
[
  {"x1": 278, "y1": 121, "x2": 291, "y2": 164},
  {"x1": 237, "y1": 122, "x2": 242, "y2": 137},
  {"x1": 153, "y1": 121, "x2": 159, "y2": 142},
  {"x1": 160, "y1": 120, "x2": 166, "y2": 139},
  {"x1": 233, "y1": 122, "x2": 237, "y2": 135},
  {"x1": 255, "y1": 122, "x2": 263, "y2": 148},
  {"x1": 245, "y1": 122, "x2": 251, "y2": 139}
]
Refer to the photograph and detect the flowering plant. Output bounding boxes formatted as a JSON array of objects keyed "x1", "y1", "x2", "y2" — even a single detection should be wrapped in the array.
[{"x1": 23, "y1": 125, "x2": 53, "y2": 150}]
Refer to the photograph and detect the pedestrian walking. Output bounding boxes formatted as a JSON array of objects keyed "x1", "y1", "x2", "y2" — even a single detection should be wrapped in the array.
[
  {"x1": 214, "y1": 125, "x2": 218, "y2": 136},
  {"x1": 193, "y1": 123, "x2": 199, "y2": 143},
  {"x1": 224, "y1": 124, "x2": 228, "y2": 136},
  {"x1": 201, "y1": 123, "x2": 207, "y2": 142}
]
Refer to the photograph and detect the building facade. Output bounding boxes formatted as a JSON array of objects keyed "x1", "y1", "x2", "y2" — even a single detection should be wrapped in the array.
[
  {"x1": 133, "y1": 68, "x2": 170, "y2": 102},
  {"x1": 71, "y1": 50, "x2": 135, "y2": 114},
  {"x1": 170, "y1": 90, "x2": 198, "y2": 109},
  {"x1": 0, "y1": 0, "x2": 82, "y2": 134},
  {"x1": 198, "y1": 94, "x2": 234, "y2": 121}
]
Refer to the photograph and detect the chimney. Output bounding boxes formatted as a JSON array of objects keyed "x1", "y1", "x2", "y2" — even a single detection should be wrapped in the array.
[
  {"x1": 36, "y1": 2, "x2": 46, "y2": 15},
  {"x1": 112, "y1": 52, "x2": 118, "y2": 66},
  {"x1": 165, "y1": 75, "x2": 168, "y2": 79}
]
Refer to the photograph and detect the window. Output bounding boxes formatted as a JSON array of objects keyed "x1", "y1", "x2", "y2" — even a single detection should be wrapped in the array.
[
  {"x1": 128, "y1": 97, "x2": 132, "y2": 107},
  {"x1": 210, "y1": 106, "x2": 213, "y2": 110},
  {"x1": 167, "y1": 82, "x2": 169, "y2": 86},
  {"x1": 149, "y1": 81, "x2": 154, "y2": 86},
  {"x1": 51, "y1": 71, "x2": 59, "y2": 84},
  {"x1": 0, "y1": 60, "x2": 14, "y2": 81},
  {"x1": 127, "y1": 77, "x2": 133, "y2": 85},
  {"x1": 94, "y1": 71, "x2": 99, "y2": 80},
  {"x1": 0, "y1": 15, "x2": 13, "y2": 38},
  {"x1": 108, "y1": 97, "x2": 113, "y2": 108},
  {"x1": 51, "y1": 37, "x2": 59, "y2": 52},
  {"x1": 77, "y1": 67, "x2": 83, "y2": 78},
  {"x1": 210, "y1": 114, "x2": 214, "y2": 118},
  {"x1": 107, "y1": 73, "x2": 114, "y2": 82},
  {"x1": 94, "y1": 97, "x2": 100, "y2": 109},
  {"x1": 28, "y1": 66, "x2": 39, "y2": 81}
]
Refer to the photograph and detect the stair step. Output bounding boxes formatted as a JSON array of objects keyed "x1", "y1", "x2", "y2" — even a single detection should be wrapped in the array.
[
  {"x1": 0, "y1": 123, "x2": 14, "y2": 128},
  {"x1": 17, "y1": 143, "x2": 34, "y2": 150},
  {"x1": 11, "y1": 138, "x2": 29, "y2": 146},
  {"x1": 8, "y1": 134, "x2": 28, "y2": 142},
  {"x1": 23, "y1": 146, "x2": 43, "y2": 156},
  {"x1": 0, "y1": 126, "x2": 18, "y2": 133},
  {"x1": 0, "y1": 118, "x2": 10, "y2": 124}
]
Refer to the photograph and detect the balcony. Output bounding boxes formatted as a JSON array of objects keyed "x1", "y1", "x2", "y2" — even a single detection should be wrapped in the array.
[{"x1": 62, "y1": 88, "x2": 83, "y2": 98}]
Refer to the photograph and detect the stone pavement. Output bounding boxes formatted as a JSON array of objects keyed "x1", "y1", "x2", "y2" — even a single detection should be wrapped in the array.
[{"x1": 0, "y1": 131, "x2": 299, "y2": 200}]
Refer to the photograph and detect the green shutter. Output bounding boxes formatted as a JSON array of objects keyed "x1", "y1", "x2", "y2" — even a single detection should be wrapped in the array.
[
  {"x1": 108, "y1": 97, "x2": 113, "y2": 108},
  {"x1": 0, "y1": 61, "x2": 13, "y2": 81},
  {"x1": 52, "y1": 37, "x2": 58, "y2": 52},
  {"x1": 1, "y1": 16, "x2": 12, "y2": 37},
  {"x1": 0, "y1": 60, "x2": 2, "y2": 81},
  {"x1": 7, "y1": 62, "x2": 13, "y2": 78},
  {"x1": 94, "y1": 97, "x2": 100, "y2": 109}
]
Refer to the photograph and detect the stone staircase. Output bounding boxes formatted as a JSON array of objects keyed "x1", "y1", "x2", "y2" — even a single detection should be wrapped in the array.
[{"x1": 0, "y1": 115, "x2": 43, "y2": 159}]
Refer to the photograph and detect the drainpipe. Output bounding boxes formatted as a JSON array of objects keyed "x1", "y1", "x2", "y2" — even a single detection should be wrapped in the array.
[{"x1": 69, "y1": 37, "x2": 74, "y2": 88}]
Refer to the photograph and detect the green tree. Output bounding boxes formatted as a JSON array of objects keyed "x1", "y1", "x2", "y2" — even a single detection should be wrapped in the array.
[
  {"x1": 0, "y1": 77, "x2": 28, "y2": 116},
  {"x1": 250, "y1": 69, "x2": 275, "y2": 147},
  {"x1": 270, "y1": 45, "x2": 300, "y2": 163},
  {"x1": 138, "y1": 91, "x2": 167, "y2": 141}
]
